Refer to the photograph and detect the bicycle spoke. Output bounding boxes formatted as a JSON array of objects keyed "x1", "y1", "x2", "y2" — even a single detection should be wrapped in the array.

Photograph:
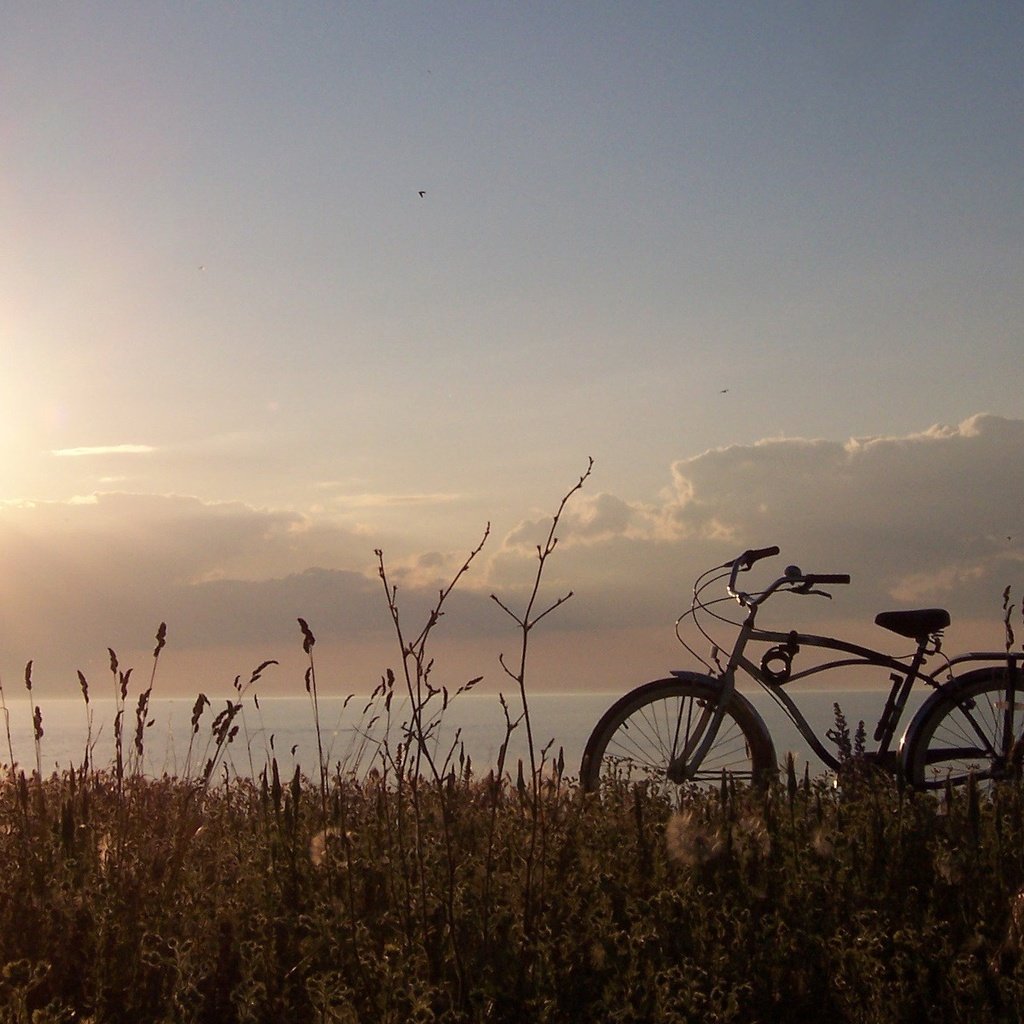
[
  {"x1": 590, "y1": 689, "x2": 763, "y2": 792},
  {"x1": 907, "y1": 671, "x2": 1024, "y2": 788}
]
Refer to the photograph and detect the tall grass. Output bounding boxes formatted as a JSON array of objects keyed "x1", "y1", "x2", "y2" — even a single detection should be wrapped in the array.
[{"x1": 4, "y1": 763, "x2": 1024, "y2": 1022}]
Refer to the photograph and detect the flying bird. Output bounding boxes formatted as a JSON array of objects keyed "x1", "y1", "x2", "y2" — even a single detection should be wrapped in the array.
[{"x1": 418, "y1": 191, "x2": 426, "y2": 198}]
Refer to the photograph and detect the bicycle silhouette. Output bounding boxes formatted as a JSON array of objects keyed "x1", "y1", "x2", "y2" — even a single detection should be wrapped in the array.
[{"x1": 582, "y1": 546, "x2": 1021, "y2": 793}]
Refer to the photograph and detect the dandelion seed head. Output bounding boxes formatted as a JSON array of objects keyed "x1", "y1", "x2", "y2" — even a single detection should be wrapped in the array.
[
  {"x1": 736, "y1": 814, "x2": 771, "y2": 857},
  {"x1": 811, "y1": 827, "x2": 834, "y2": 859},
  {"x1": 309, "y1": 827, "x2": 353, "y2": 867},
  {"x1": 666, "y1": 810, "x2": 723, "y2": 866}
]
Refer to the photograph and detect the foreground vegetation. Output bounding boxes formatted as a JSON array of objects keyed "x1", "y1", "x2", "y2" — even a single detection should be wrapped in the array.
[
  {"x1": 4, "y1": 761, "x2": 1024, "y2": 1023},
  {"x1": 4, "y1": 465, "x2": 1022, "y2": 1022}
]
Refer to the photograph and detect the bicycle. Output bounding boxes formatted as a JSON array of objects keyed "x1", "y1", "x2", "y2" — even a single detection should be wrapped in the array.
[{"x1": 581, "y1": 546, "x2": 1022, "y2": 794}]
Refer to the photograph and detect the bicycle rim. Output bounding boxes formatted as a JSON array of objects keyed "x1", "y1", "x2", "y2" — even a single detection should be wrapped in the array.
[
  {"x1": 581, "y1": 679, "x2": 774, "y2": 796},
  {"x1": 905, "y1": 669, "x2": 1023, "y2": 788}
]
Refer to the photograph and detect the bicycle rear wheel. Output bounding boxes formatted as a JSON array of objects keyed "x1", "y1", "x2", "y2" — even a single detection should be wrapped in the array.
[
  {"x1": 580, "y1": 677, "x2": 776, "y2": 796},
  {"x1": 902, "y1": 668, "x2": 1023, "y2": 788}
]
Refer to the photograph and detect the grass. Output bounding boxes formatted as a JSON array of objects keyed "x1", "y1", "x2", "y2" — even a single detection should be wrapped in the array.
[{"x1": 4, "y1": 764, "x2": 1024, "y2": 1022}]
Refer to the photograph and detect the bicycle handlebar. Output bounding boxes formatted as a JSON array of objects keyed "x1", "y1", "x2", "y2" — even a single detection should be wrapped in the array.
[
  {"x1": 726, "y1": 547, "x2": 850, "y2": 607},
  {"x1": 727, "y1": 545, "x2": 779, "y2": 595},
  {"x1": 731, "y1": 545, "x2": 780, "y2": 570}
]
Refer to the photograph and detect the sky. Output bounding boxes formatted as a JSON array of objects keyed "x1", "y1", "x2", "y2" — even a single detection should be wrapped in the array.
[{"x1": 1, "y1": 2, "x2": 1022, "y2": 701}]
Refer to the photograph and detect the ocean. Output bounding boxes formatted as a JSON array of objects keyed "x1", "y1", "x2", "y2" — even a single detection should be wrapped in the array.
[{"x1": 1, "y1": 688, "x2": 930, "y2": 782}]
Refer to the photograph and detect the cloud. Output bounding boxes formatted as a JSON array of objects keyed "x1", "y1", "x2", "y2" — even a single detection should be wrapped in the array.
[
  {"x1": 3, "y1": 414, "x2": 1022, "y2": 694},
  {"x1": 0, "y1": 493, "x2": 385, "y2": 660},
  {"x1": 662, "y1": 413, "x2": 1023, "y2": 578},
  {"x1": 325, "y1": 492, "x2": 463, "y2": 510},
  {"x1": 487, "y1": 414, "x2": 1024, "y2": 646},
  {"x1": 50, "y1": 444, "x2": 156, "y2": 457},
  {"x1": 0, "y1": 491, "x2": 506, "y2": 693},
  {"x1": 503, "y1": 492, "x2": 663, "y2": 551}
]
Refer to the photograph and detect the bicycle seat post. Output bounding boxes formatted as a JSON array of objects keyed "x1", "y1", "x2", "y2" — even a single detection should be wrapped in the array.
[{"x1": 874, "y1": 631, "x2": 939, "y2": 753}]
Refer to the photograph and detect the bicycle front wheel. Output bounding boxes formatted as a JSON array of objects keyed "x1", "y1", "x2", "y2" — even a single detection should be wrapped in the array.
[
  {"x1": 902, "y1": 668, "x2": 1024, "y2": 788},
  {"x1": 580, "y1": 677, "x2": 776, "y2": 796}
]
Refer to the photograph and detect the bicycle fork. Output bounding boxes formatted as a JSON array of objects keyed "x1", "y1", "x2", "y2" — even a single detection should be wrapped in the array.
[
  {"x1": 999, "y1": 657, "x2": 1022, "y2": 765},
  {"x1": 665, "y1": 669, "x2": 739, "y2": 783},
  {"x1": 666, "y1": 609, "x2": 761, "y2": 783}
]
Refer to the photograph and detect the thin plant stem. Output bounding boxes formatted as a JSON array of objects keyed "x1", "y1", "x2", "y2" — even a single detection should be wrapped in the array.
[
  {"x1": 0, "y1": 672, "x2": 15, "y2": 777},
  {"x1": 298, "y1": 617, "x2": 329, "y2": 820},
  {"x1": 491, "y1": 457, "x2": 593, "y2": 787}
]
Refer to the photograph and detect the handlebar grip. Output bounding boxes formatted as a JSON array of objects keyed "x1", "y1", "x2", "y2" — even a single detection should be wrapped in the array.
[
  {"x1": 739, "y1": 545, "x2": 780, "y2": 568},
  {"x1": 806, "y1": 574, "x2": 851, "y2": 585}
]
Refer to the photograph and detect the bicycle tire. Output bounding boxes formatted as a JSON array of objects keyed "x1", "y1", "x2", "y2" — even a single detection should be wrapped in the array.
[
  {"x1": 902, "y1": 668, "x2": 1024, "y2": 788},
  {"x1": 580, "y1": 677, "x2": 776, "y2": 795}
]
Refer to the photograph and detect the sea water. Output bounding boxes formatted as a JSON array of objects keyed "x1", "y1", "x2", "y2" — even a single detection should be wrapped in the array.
[{"x1": 0, "y1": 688, "x2": 930, "y2": 782}]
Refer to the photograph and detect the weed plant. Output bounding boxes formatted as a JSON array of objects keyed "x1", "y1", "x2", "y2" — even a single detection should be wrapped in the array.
[
  {"x1": 2, "y1": 479, "x2": 1023, "y2": 1023},
  {"x1": 5, "y1": 761, "x2": 1024, "y2": 1022}
]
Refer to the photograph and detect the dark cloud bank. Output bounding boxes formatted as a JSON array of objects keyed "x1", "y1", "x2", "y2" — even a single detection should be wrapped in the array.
[{"x1": 2, "y1": 414, "x2": 1020, "y2": 692}]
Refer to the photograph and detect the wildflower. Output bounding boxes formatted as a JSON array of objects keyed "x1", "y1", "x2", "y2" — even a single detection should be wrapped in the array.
[
  {"x1": 309, "y1": 827, "x2": 354, "y2": 867},
  {"x1": 811, "y1": 827, "x2": 834, "y2": 859},
  {"x1": 736, "y1": 813, "x2": 771, "y2": 857},
  {"x1": 666, "y1": 810, "x2": 723, "y2": 867}
]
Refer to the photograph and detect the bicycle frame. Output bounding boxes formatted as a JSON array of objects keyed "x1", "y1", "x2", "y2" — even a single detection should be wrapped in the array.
[
  {"x1": 728, "y1": 627, "x2": 1015, "y2": 772},
  {"x1": 670, "y1": 559, "x2": 1015, "y2": 780}
]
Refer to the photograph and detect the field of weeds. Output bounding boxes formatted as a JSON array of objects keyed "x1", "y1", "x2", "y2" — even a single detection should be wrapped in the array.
[{"x1": 3, "y1": 761, "x2": 1024, "y2": 1023}]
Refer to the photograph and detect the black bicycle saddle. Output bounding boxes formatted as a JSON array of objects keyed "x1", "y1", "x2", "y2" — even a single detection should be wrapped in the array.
[{"x1": 874, "y1": 609, "x2": 951, "y2": 641}]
